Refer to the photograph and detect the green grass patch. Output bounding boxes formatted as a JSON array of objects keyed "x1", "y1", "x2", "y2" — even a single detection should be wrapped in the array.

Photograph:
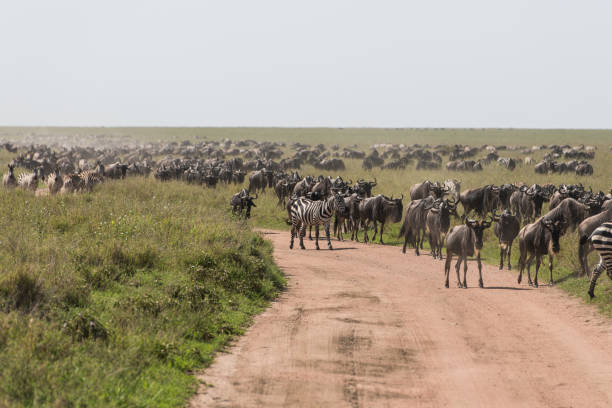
[{"x1": 0, "y1": 178, "x2": 285, "y2": 407}]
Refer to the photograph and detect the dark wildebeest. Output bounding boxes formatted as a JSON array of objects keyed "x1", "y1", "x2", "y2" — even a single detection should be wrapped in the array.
[
  {"x1": 444, "y1": 217, "x2": 493, "y2": 288},
  {"x1": 104, "y1": 162, "x2": 128, "y2": 179},
  {"x1": 577, "y1": 207, "x2": 612, "y2": 276},
  {"x1": 353, "y1": 178, "x2": 377, "y2": 198},
  {"x1": 519, "y1": 184, "x2": 549, "y2": 223},
  {"x1": 459, "y1": 185, "x2": 500, "y2": 218},
  {"x1": 425, "y1": 198, "x2": 457, "y2": 259},
  {"x1": 400, "y1": 196, "x2": 436, "y2": 255},
  {"x1": 575, "y1": 162, "x2": 593, "y2": 175},
  {"x1": 357, "y1": 194, "x2": 403, "y2": 244},
  {"x1": 492, "y1": 209, "x2": 520, "y2": 270},
  {"x1": 517, "y1": 216, "x2": 566, "y2": 287},
  {"x1": 409, "y1": 181, "x2": 446, "y2": 201},
  {"x1": 274, "y1": 179, "x2": 292, "y2": 207},
  {"x1": 334, "y1": 193, "x2": 362, "y2": 241},
  {"x1": 497, "y1": 184, "x2": 516, "y2": 211},
  {"x1": 311, "y1": 176, "x2": 333, "y2": 198},
  {"x1": 230, "y1": 189, "x2": 258, "y2": 219}
]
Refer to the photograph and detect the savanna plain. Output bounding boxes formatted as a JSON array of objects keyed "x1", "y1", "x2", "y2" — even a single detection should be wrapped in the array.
[{"x1": 0, "y1": 127, "x2": 611, "y2": 407}]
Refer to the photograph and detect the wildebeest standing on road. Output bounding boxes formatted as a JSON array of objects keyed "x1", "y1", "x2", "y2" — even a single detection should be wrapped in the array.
[
  {"x1": 444, "y1": 217, "x2": 492, "y2": 288},
  {"x1": 517, "y1": 217, "x2": 566, "y2": 287},
  {"x1": 425, "y1": 198, "x2": 457, "y2": 259},
  {"x1": 492, "y1": 210, "x2": 520, "y2": 270},
  {"x1": 357, "y1": 194, "x2": 403, "y2": 244}
]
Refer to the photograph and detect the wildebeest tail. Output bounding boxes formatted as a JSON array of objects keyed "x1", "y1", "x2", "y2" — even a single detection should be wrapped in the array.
[{"x1": 399, "y1": 223, "x2": 405, "y2": 238}]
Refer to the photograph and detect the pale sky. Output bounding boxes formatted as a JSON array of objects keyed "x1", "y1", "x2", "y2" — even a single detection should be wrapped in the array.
[{"x1": 1, "y1": 1, "x2": 611, "y2": 128}]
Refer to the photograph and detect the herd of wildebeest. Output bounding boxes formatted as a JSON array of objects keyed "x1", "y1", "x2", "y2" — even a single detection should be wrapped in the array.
[{"x1": 1, "y1": 138, "x2": 611, "y2": 296}]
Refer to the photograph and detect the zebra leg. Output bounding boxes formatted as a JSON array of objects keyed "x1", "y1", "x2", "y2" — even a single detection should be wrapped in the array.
[
  {"x1": 477, "y1": 253, "x2": 484, "y2": 288},
  {"x1": 290, "y1": 224, "x2": 296, "y2": 249},
  {"x1": 315, "y1": 225, "x2": 320, "y2": 250},
  {"x1": 308, "y1": 225, "x2": 313, "y2": 240},
  {"x1": 326, "y1": 222, "x2": 333, "y2": 250},
  {"x1": 588, "y1": 259, "x2": 605, "y2": 298},
  {"x1": 444, "y1": 254, "x2": 452, "y2": 288},
  {"x1": 299, "y1": 225, "x2": 306, "y2": 250}
]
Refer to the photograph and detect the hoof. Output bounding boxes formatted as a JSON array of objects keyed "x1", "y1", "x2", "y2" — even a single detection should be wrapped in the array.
[
  {"x1": 445, "y1": 282, "x2": 449, "y2": 288},
  {"x1": 328, "y1": 246, "x2": 333, "y2": 250},
  {"x1": 479, "y1": 279, "x2": 484, "y2": 288},
  {"x1": 548, "y1": 281, "x2": 554, "y2": 287},
  {"x1": 315, "y1": 246, "x2": 320, "y2": 250},
  {"x1": 517, "y1": 276, "x2": 522, "y2": 284},
  {"x1": 534, "y1": 282, "x2": 539, "y2": 288},
  {"x1": 508, "y1": 265, "x2": 512, "y2": 270},
  {"x1": 588, "y1": 290, "x2": 595, "y2": 299},
  {"x1": 499, "y1": 265, "x2": 503, "y2": 270},
  {"x1": 300, "y1": 245, "x2": 306, "y2": 250}
]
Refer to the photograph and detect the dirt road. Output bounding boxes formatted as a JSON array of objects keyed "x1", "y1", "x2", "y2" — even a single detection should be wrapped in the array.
[{"x1": 192, "y1": 230, "x2": 612, "y2": 408}]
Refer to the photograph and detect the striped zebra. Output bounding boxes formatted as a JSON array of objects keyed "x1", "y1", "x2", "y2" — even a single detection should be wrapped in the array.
[
  {"x1": 290, "y1": 193, "x2": 346, "y2": 250},
  {"x1": 79, "y1": 163, "x2": 105, "y2": 192},
  {"x1": 585, "y1": 222, "x2": 612, "y2": 298}
]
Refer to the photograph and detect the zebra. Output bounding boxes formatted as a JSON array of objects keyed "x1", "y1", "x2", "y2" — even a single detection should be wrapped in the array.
[
  {"x1": 290, "y1": 192, "x2": 346, "y2": 250},
  {"x1": 18, "y1": 168, "x2": 41, "y2": 191},
  {"x1": 584, "y1": 222, "x2": 612, "y2": 299},
  {"x1": 2, "y1": 164, "x2": 17, "y2": 188},
  {"x1": 79, "y1": 163, "x2": 105, "y2": 192}
]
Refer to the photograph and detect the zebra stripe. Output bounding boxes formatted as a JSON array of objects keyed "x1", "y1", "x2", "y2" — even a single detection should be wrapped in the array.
[
  {"x1": 587, "y1": 222, "x2": 612, "y2": 298},
  {"x1": 290, "y1": 194, "x2": 345, "y2": 250}
]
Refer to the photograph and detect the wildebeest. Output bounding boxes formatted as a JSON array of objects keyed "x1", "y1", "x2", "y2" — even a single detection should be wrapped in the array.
[
  {"x1": 541, "y1": 197, "x2": 588, "y2": 234},
  {"x1": 492, "y1": 209, "x2": 520, "y2": 270},
  {"x1": 410, "y1": 181, "x2": 446, "y2": 201},
  {"x1": 517, "y1": 217, "x2": 566, "y2": 287},
  {"x1": 357, "y1": 194, "x2": 403, "y2": 244},
  {"x1": 334, "y1": 193, "x2": 362, "y2": 241},
  {"x1": 497, "y1": 157, "x2": 516, "y2": 170},
  {"x1": 311, "y1": 176, "x2": 333, "y2": 198},
  {"x1": 444, "y1": 217, "x2": 492, "y2": 288},
  {"x1": 230, "y1": 189, "x2": 258, "y2": 218},
  {"x1": 425, "y1": 198, "x2": 457, "y2": 259},
  {"x1": 353, "y1": 178, "x2": 377, "y2": 198},
  {"x1": 2, "y1": 164, "x2": 17, "y2": 188},
  {"x1": 459, "y1": 185, "x2": 499, "y2": 218},
  {"x1": 519, "y1": 185, "x2": 549, "y2": 223},
  {"x1": 248, "y1": 169, "x2": 271, "y2": 193},
  {"x1": 577, "y1": 207, "x2": 612, "y2": 276},
  {"x1": 400, "y1": 196, "x2": 436, "y2": 255},
  {"x1": 104, "y1": 162, "x2": 128, "y2": 179},
  {"x1": 293, "y1": 176, "x2": 313, "y2": 197},
  {"x1": 575, "y1": 162, "x2": 593, "y2": 175},
  {"x1": 497, "y1": 184, "x2": 516, "y2": 211}
]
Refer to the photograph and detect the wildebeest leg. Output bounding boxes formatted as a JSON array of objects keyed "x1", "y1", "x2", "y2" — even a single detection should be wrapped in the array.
[
  {"x1": 299, "y1": 225, "x2": 306, "y2": 250},
  {"x1": 462, "y1": 256, "x2": 469, "y2": 288},
  {"x1": 415, "y1": 231, "x2": 421, "y2": 256},
  {"x1": 548, "y1": 255, "x2": 554, "y2": 286},
  {"x1": 578, "y1": 242, "x2": 591, "y2": 277},
  {"x1": 507, "y1": 242, "x2": 512, "y2": 270},
  {"x1": 455, "y1": 256, "x2": 462, "y2": 288},
  {"x1": 525, "y1": 254, "x2": 535, "y2": 286},
  {"x1": 428, "y1": 232, "x2": 435, "y2": 259},
  {"x1": 477, "y1": 252, "x2": 483, "y2": 288},
  {"x1": 533, "y1": 255, "x2": 541, "y2": 288},
  {"x1": 444, "y1": 253, "x2": 452, "y2": 288},
  {"x1": 379, "y1": 221, "x2": 385, "y2": 245},
  {"x1": 315, "y1": 225, "x2": 320, "y2": 250},
  {"x1": 402, "y1": 234, "x2": 408, "y2": 254},
  {"x1": 372, "y1": 220, "x2": 378, "y2": 242},
  {"x1": 326, "y1": 222, "x2": 333, "y2": 250},
  {"x1": 363, "y1": 221, "x2": 369, "y2": 243}
]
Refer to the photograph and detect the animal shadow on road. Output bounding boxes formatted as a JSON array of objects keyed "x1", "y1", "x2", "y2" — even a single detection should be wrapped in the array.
[{"x1": 483, "y1": 286, "x2": 532, "y2": 291}]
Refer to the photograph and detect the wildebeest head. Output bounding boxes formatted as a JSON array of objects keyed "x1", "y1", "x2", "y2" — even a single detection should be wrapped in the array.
[
  {"x1": 541, "y1": 217, "x2": 566, "y2": 253},
  {"x1": 465, "y1": 216, "x2": 493, "y2": 250},
  {"x1": 382, "y1": 194, "x2": 404, "y2": 223}
]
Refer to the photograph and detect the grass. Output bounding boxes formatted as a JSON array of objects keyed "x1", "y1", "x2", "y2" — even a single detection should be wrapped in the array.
[{"x1": 0, "y1": 178, "x2": 284, "y2": 407}]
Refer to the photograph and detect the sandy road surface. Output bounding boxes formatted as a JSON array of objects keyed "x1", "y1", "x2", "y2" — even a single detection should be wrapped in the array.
[{"x1": 192, "y1": 230, "x2": 612, "y2": 408}]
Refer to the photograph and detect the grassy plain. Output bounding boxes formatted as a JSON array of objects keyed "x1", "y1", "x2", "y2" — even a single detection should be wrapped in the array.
[
  {"x1": 0, "y1": 177, "x2": 284, "y2": 407},
  {"x1": 0, "y1": 127, "x2": 611, "y2": 406}
]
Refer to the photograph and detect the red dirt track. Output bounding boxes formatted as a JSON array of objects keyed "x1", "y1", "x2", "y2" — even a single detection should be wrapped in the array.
[{"x1": 192, "y1": 230, "x2": 612, "y2": 408}]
